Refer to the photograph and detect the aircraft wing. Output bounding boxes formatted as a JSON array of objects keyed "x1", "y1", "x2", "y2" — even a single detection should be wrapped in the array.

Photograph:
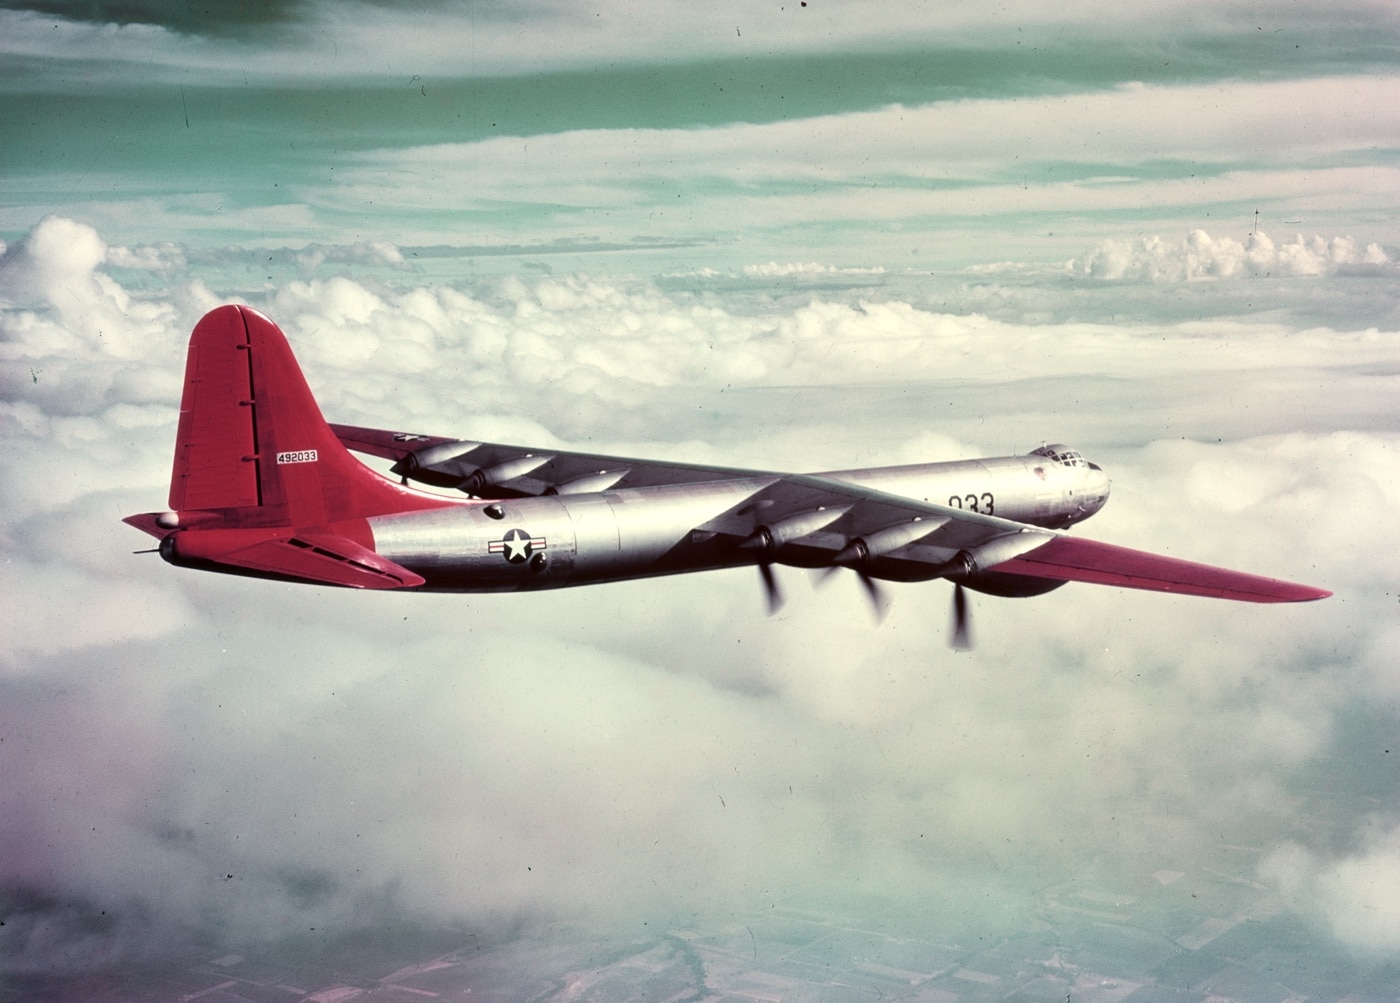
[
  {"x1": 989, "y1": 536, "x2": 1330, "y2": 602},
  {"x1": 696, "y1": 474, "x2": 1330, "y2": 603},
  {"x1": 333, "y1": 424, "x2": 760, "y2": 496},
  {"x1": 330, "y1": 423, "x2": 461, "y2": 461}
]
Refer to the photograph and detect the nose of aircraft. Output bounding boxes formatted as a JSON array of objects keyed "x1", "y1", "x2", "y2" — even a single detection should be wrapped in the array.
[{"x1": 1084, "y1": 462, "x2": 1112, "y2": 514}]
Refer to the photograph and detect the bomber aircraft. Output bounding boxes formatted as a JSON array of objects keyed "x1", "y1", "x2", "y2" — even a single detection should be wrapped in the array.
[{"x1": 125, "y1": 305, "x2": 1329, "y2": 646}]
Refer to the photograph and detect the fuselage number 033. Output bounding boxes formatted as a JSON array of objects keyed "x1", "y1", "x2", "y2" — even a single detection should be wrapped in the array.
[{"x1": 948, "y1": 493, "x2": 994, "y2": 515}]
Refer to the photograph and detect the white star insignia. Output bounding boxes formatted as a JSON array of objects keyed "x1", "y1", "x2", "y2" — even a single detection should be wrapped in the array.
[{"x1": 503, "y1": 530, "x2": 531, "y2": 562}]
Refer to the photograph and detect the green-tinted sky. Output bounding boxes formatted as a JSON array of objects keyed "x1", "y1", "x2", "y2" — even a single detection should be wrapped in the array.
[{"x1": 4, "y1": 0, "x2": 1400, "y2": 271}]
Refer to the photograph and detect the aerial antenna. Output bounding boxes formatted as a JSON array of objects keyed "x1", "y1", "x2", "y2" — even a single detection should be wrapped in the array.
[{"x1": 1253, "y1": 209, "x2": 1259, "y2": 235}]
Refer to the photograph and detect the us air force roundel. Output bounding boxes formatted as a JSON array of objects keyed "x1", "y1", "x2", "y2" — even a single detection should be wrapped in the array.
[{"x1": 489, "y1": 528, "x2": 547, "y2": 564}]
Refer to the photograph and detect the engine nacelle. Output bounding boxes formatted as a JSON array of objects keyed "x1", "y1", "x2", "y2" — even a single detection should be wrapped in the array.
[{"x1": 944, "y1": 529, "x2": 1065, "y2": 597}]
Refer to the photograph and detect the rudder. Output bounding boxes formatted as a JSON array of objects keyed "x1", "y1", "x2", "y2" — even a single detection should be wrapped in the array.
[{"x1": 169, "y1": 304, "x2": 261, "y2": 511}]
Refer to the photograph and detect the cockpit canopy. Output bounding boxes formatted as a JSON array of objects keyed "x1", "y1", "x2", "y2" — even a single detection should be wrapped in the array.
[
  {"x1": 1032, "y1": 443, "x2": 1085, "y2": 467},
  {"x1": 1032, "y1": 443, "x2": 1094, "y2": 469}
]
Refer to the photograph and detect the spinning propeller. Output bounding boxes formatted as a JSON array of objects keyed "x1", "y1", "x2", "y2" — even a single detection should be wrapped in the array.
[
  {"x1": 950, "y1": 583, "x2": 973, "y2": 651},
  {"x1": 743, "y1": 526, "x2": 974, "y2": 648},
  {"x1": 857, "y1": 570, "x2": 892, "y2": 623},
  {"x1": 809, "y1": 541, "x2": 891, "y2": 623},
  {"x1": 756, "y1": 560, "x2": 784, "y2": 614},
  {"x1": 740, "y1": 528, "x2": 785, "y2": 614}
]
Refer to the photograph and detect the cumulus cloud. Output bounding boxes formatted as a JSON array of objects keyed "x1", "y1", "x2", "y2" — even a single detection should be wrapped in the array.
[
  {"x1": 291, "y1": 240, "x2": 406, "y2": 273},
  {"x1": 0, "y1": 216, "x2": 184, "y2": 372},
  {"x1": 1264, "y1": 823, "x2": 1400, "y2": 957},
  {"x1": 1074, "y1": 228, "x2": 1393, "y2": 281},
  {"x1": 0, "y1": 215, "x2": 108, "y2": 307},
  {"x1": 2, "y1": 217, "x2": 1397, "y2": 982},
  {"x1": 105, "y1": 242, "x2": 188, "y2": 273}
]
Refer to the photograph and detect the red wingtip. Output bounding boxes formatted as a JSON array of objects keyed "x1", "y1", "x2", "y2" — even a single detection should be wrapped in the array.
[{"x1": 995, "y1": 536, "x2": 1332, "y2": 603}]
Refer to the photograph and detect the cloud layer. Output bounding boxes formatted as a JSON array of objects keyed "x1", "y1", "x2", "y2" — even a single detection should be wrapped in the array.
[
  {"x1": 1075, "y1": 228, "x2": 1392, "y2": 281},
  {"x1": 7, "y1": 1, "x2": 1397, "y2": 80},
  {"x1": 319, "y1": 76, "x2": 1400, "y2": 258},
  {"x1": 4, "y1": 217, "x2": 1399, "y2": 979}
]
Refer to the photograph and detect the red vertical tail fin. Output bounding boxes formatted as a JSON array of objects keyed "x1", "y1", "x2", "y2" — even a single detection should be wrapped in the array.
[
  {"x1": 168, "y1": 304, "x2": 448, "y2": 525},
  {"x1": 125, "y1": 306, "x2": 453, "y2": 589}
]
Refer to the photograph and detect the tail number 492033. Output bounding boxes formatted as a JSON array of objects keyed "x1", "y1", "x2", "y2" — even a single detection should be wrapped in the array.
[{"x1": 276, "y1": 449, "x2": 319, "y2": 464}]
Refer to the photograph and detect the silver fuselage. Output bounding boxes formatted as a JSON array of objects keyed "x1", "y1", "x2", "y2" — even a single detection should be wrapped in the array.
[{"x1": 370, "y1": 451, "x2": 1111, "y2": 592}]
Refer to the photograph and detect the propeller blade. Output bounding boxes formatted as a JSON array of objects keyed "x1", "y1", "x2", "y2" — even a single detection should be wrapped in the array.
[
  {"x1": 857, "y1": 571, "x2": 891, "y2": 623},
  {"x1": 813, "y1": 561, "x2": 889, "y2": 622},
  {"x1": 950, "y1": 583, "x2": 973, "y2": 651},
  {"x1": 758, "y1": 562, "x2": 784, "y2": 615}
]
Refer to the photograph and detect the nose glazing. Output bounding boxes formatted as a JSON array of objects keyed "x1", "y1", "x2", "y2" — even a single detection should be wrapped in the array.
[{"x1": 1083, "y1": 463, "x2": 1111, "y2": 513}]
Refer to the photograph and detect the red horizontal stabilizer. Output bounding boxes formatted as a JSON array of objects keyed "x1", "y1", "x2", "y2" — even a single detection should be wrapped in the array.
[
  {"x1": 123, "y1": 512, "x2": 171, "y2": 540},
  {"x1": 228, "y1": 535, "x2": 424, "y2": 589},
  {"x1": 169, "y1": 527, "x2": 424, "y2": 589},
  {"x1": 330, "y1": 423, "x2": 458, "y2": 461},
  {"x1": 992, "y1": 536, "x2": 1331, "y2": 603}
]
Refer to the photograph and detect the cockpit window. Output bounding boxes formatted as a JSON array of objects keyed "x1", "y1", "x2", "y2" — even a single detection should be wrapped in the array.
[{"x1": 1031, "y1": 444, "x2": 1087, "y2": 467}]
